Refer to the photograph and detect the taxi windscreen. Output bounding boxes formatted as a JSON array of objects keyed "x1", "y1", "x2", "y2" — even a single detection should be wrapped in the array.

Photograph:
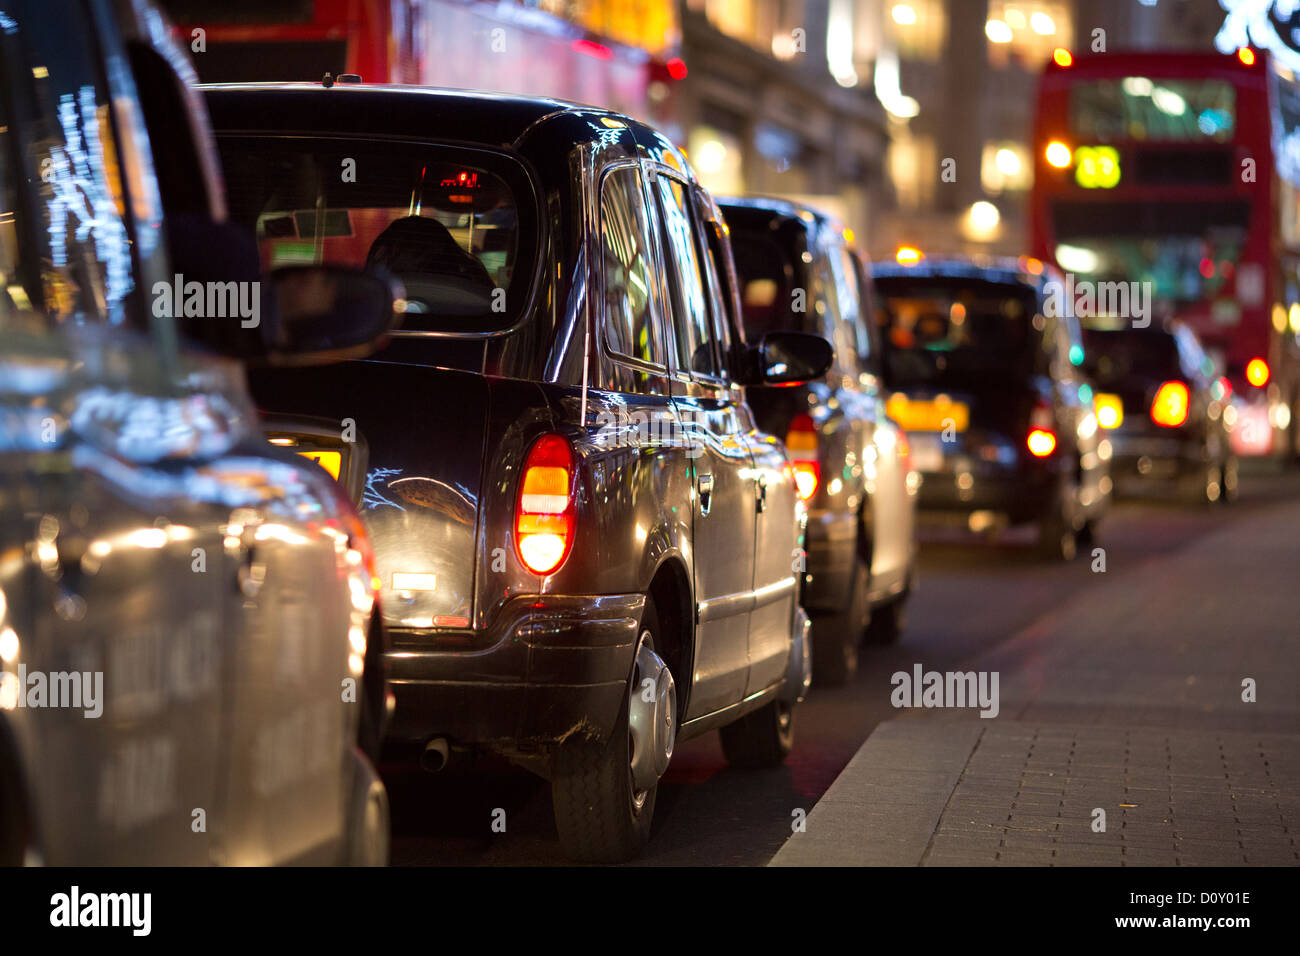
[
  {"x1": 1081, "y1": 328, "x2": 1182, "y2": 385},
  {"x1": 218, "y1": 136, "x2": 531, "y2": 334},
  {"x1": 873, "y1": 277, "x2": 1039, "y2": 387}
]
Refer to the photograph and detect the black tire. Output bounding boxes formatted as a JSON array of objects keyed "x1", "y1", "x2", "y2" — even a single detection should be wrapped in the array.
[
  {"x1": 719, "y1": 699, "x2": 794, "y2": 769},
  {"x1": 343, "y1": 748, "x2": 390, "y2": 866},
  {"x1": 357, "y1": 612, "x2": 388, "y2": 766},
  {"x1": 0, "y1": 755, "x2": 27, "y2": 866},
  {"x1": 551, "y1": 601, "x2": 666, "y2": 863},
  {"x1": 1183, "y1": 457, "x2": 1225, "y2": 505},
  {"x1": 1218, "y1": 456, "x2": 1238, "y2": 504},
  {"x1": 1037, "y1": 473, "x2": 1080, "y2": 561},
  {"x1": 810, "y1": 556, "x2": 867, "y2": 685},
  {"x1": 864, "y1": 592, "x2": 906, "y2": 645}
]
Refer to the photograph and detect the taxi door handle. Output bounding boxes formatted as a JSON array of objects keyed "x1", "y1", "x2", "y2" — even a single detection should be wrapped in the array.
[{"x1": 698, "y1": 473, "x2": 714, "y2": 516}]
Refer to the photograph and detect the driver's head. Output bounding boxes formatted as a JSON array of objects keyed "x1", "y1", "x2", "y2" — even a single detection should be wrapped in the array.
[{"x1": 365, "y1": 215, "x2": 493, "y2": 287}]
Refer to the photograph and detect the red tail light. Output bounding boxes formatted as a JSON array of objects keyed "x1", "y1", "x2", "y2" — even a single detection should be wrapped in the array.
[
  {"x1": 1027, "y1": 401, "x2": 1056, "y2": 458},
  {"x1": 515, "y1": 434, "x2": 576, "y2": 575},
  {"x1": 1151, "y1": 381, "x2": 1190, "y2": 428},
  {"x1": 786, "y1": 413, "x2": 820, "y2": 501}
]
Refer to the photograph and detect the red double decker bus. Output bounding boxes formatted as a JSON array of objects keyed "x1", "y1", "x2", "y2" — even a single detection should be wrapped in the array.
[
  {"x1": 158, "y1": 1, "x2": 404, "y2": 83},
  {"x1": 158, "y1": 0, "x2": 678, "y2": 121},
  {"x1": 1030, "y1": 49, "x2": 1300, "y2": 461}
]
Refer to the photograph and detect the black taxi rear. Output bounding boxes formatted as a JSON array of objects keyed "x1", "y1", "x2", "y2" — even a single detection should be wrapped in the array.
[
  {"x1": 872, "y1": 259, "x2": 1110, "y2": 560},
  {"x1": 203, "y1": 83, "x2": 831, "y2": 861},
  {"x1": 1083, "y1": 322, "x2": 1237, "y2": 504}
]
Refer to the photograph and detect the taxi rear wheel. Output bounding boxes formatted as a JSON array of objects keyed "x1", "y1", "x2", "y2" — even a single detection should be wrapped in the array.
[
  {"x1": 811, "y1": 556, "x2": 867, "y2": 685},
  {"x1": 1219, "y1": 456, "x2": 1239, "y2": 504},
  {"x1": 0, "y1": 746, "x2": 28, "y2": 866},
  {"x1": 865, "y1": 592, "x2": 907, "y2": 645},
  {"x1": 719, "y1": 699, "x2": 795, "y2": 769},
  {"x1": 343, "y1": 747, "x2": 390, "y2": 866},
  {"x1": 1037, "y1": 474, "x2": 1080, "y2": 561},
  {"x1": 1184, "y1": 458, "x2": 1227, "y2": 505},
  {"x1": 552, "y1": 601, "x2": 673, "y2": 863}
]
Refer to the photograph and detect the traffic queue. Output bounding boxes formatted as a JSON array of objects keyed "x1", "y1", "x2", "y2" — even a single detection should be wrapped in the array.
[{"x1": 0, "y1": 0, "x2": 1248, "y2": 867}]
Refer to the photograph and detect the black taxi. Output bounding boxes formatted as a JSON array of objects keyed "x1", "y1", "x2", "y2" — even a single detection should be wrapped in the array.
[
  {"x1": 720, "y1": 197, "x2": 919, "y2": 684},
  {"x1": 872, "y1": 257, "x2": 1110, "y2": 560},
  {"x1": 203, "y1": 83, "x2": 832, "y2": 861}
]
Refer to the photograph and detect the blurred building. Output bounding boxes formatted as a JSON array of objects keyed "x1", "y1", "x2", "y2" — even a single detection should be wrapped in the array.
[{"x1": 672, "y1": 0, "x2": 890, "y2": 236}]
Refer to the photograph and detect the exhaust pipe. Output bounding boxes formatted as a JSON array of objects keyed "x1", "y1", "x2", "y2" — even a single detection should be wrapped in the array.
[{"x1": 419, "y1": 737, "x2": 450, "y2": 773}]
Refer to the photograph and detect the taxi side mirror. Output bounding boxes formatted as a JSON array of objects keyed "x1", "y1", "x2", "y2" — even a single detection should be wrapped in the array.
[{"x1": 739, "y1": 331, "x2": 834, "y2": 386}]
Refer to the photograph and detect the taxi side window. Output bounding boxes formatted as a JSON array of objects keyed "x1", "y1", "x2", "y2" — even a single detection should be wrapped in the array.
[
  {"x1": 599, "y1": 165, "x2": 666, "y2": 368},
  {"x1": 699, "y1": 216, "x2": 743, "y2": 380},
  {"x1": 0, "y1": 8, "x2": 135, "y2": 329},
  {"x1": 652, "y1": 173, "x2": 719, "y2": 378},
  {"x1": 824, "y1": 238, "x2": 866, "y2": 379},
  {"x1": 850, "y1": 250, "x2": 883, "y2": 376}
]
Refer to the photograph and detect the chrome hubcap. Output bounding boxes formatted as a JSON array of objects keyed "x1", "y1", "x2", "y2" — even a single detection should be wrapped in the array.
[{"x1": 627, "y1": 629, "x2": 676, "y2": 810}]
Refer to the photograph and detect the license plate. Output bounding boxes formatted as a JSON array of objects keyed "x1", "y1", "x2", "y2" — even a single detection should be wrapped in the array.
[
  {"x1": 297, "y1": 450, "x2": 342, "y2": 480},
  {"x1": 909, "y1": 434, "x2": 945, "y2": 472},
  {"x1": 887, "y1": 394, "x2": 970, "y2": 433}
]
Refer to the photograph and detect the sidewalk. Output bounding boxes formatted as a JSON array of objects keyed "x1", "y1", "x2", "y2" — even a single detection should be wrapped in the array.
[{"x1": 771, "y1": 497, "x2": 1300, "y2": 866}]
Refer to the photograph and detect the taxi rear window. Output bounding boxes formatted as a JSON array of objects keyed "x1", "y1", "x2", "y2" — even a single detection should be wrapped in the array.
[
  {"x1": 1082, "y1": 328, "x2": 1181, "y2": 383},
  {"x1": 217, "y1": 136, "x2": 533, "y2": 334},
  {"x1": 874, "y1": 277, "x2": 1039, "y2": 386}
]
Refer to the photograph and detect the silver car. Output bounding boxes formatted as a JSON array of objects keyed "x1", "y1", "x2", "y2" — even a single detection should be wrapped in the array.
[{"x1": 0, "y1": 0, "x2": 395, "y2": 865}]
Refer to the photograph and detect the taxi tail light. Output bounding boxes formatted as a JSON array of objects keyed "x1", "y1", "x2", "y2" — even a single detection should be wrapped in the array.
[
  {"x1": 515, "y1": 434, "x2": 576, "y2": 576},
  {"x1": 1151, "y1": 381, "x2": 1190, "y2": 428},
  {"x1": 1245, "y1": 357, "x2": 1270, "y2": 388},
  {"x1": 786, "y1": 413, "x2": 820, "y2": 501},
  {"x1": 1027, "y1": 401, "x2": 1057, "y2": 457}
]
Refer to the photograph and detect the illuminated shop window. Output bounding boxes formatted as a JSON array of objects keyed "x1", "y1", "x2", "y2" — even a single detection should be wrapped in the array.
[
  {"x1": 887, "y1": 0, "x2": 946, "y2": 61},
  {"x1": 980, "y1": 141, "x2": 1032, "y2": 193},
  {"x1": 985, "y1": 2, "x2": 1072, "y2": 69},
  {"x1": 689, "y1": 0, "x2": 807, "y2": 57}
]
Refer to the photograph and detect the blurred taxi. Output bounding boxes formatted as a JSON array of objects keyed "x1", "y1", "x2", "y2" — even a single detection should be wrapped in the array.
[
  {"x1": 1082, "y1": 321, "x2": 1237, "y2": 503},
  {"x1": 721, "y1": 197, "x2": 918, "y2": 685},
  {"x1": 872, "y1": 257, "x2": 1110, "y2": 560}
]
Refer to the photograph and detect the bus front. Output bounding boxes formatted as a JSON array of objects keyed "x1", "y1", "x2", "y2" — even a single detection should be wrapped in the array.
[{"x1": 1031, "y1": 50, "x2": 1298, "y2": 460}]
